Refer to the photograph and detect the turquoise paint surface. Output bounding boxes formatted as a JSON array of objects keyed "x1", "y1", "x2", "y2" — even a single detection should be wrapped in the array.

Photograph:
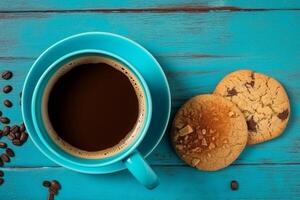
[{"x1": 0, "y1": 1, "x2": 300, "y2": 199}]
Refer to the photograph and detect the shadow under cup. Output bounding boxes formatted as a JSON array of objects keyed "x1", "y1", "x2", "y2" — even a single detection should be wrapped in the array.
[{"x1": 32, "y1": 50, "x2": 152, "y2": 167}]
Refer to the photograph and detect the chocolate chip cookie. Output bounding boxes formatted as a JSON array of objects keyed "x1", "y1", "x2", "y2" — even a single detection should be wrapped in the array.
[
  {"x1": 171, "y1": 94, "x2": 248, "y2": 171},
  {"x1": 214, "y1": 70, "x2": 290, "y2": 145}
]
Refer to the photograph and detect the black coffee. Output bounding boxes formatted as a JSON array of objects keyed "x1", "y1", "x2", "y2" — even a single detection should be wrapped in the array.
[{"x1": 47, "y1": 62, "x2": 140, "y2": 152}]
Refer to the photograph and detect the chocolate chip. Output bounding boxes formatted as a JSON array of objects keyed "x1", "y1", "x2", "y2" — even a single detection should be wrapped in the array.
[
  {"x1": 245, "y1": 80, "x2": 255, "y2": 88},
  {"x1": 247, "y1": 116, "x2": 257, "y2": 132},
  {"x1": 1, "y1": 71, "x2": 13, "y2": 80},
  {"x1": 7, "y1": 133, "x2": 15, "y2": 140},
  {"x1": 277, "y1": 109, "x2": 289, "y2": 121},
  {"x1": 0, "y1": 117, "x2": 10, "y2": 124},
  {"x1": 0, "y1": 142, "x2": 7, "y2": 148},
  {"x1": 230, "y1": 180, "x2": 239, "y2": 191},
  {"x1": 250, "y1": 72, "x2": 255, "y2": 80},
  {"x1": 20, "y1": 132, "x2": 28, "y2": 143},
  {"x1": 19, "y1": 123, "x2": 26, "y2": 132},
  {"x1": 1, "y1": 153, "x2": 10, "y2": 163},
  {"x1": 4, "y1": 100, "x2": 12, "y2": 108},
  {"x1": 43, "y1": 180, "x2": 51, "y2": 188},
  {"x1": 227, "y1": 88, "x2": 238, "y2": 97},
  {"x1": 6, "y1": 148, "x2": 14, "y2": 157},
  {"x1": 0, "y1": 170, "x2": 3, "y2": 177},
  {"x1": 3, "y1": 85, "x2": 12, "y2": 93},
  {"x1": 3, "y1": 126, "x2": 10, "y2": 136},
  {"x1": 0, "y1": 178, "x2": 4, "y2": 186},
  {"x1": 12, "y1": 139, "x2": 21, "y2": 146}
]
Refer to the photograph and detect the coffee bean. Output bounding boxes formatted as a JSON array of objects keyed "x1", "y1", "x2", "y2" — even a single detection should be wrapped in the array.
[
  {"x1": 0, "y1": 159, "x2": 3, "y2": 167},
  {"x1": 4, "y1": 100, "x2": 12, "y2": 108},
  {"x1": 20, "y1": 132, "x2": 28, "y2": 143},
  {"x1": 0, "y1": 170, "x2": 3, "y2": 177},
  {"x1": 0, "y1": 142, "x2": 7, "y2": 148},
  {"x1": 7, "y1": 133, "x2": 15, "y2": 140},
  {"x1": 15, "y1": 132, "x2": 21, "y2": 139},
  {"x1": 6, "y1": 148, "x2": 14, "y2": 157},
  {"x1": 1, "y1": 71, "x2": 13, "y2": 80},
  {"x1": 230, "y1": 180, "x2": 239, "y2": 191},
  {"x1": 0, "y1": 117, "x2": 10, "y2": 124},
  {"x1": 3, "y1": 126, "x2": 10, "y2": 136},
  {"x1": 0, "y1": 130, "x2": 3, "y2": 138},
  {"x1": 10, "y1": 125, "x2": 19, "y2": 134},
  {"x1": 51, "y1": 180, "x2": 61, "y2": 190},
  {"x1": 0, "y1": 178, "x2": 4, "y2": 186},
  {"x1": 19, "y1": 123, "x2": 26, "y2": 132},
  {"x1": 12, "y1": 139, "x2": 21, "y2": 146},
  {"x1": 50, "y1": 187, "x2": 58, "y2": 195},
  {"x1": 43, "y1": 180, "x2": 51, "y2": 188},
  {"x1": 3, "y1": 85, "x2": 12, "y2": 93},
  {"x1": 1, "y1": 153, "x2": 10, "y2": 163},
  {"x1": 48, "y1": 193, "x2": 54, "y2": 200}
]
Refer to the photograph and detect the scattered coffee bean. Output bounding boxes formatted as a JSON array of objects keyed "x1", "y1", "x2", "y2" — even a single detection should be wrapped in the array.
[
  {"x1": 3, "y1": 126, "x2": 10, "y2": 136},
  {"x1": 48, "y1": 193, "x2": 54, "y2": 200},
  {"x1": 19, "y1": 123, "x2": 26, "y2": 132},
  {"x1": 0, "y1": 130, "x2": 3, "y2": 138},
  {"x1": 0, "y1": 178, "x2": 4, "y2": 186},
  {"x1": 15, "y1": 132, "x2": 21, "y2": 139},
  {"x1": 43, "y1": 180, "x2": 51, "y2": 188},
  {"x1": 0, "y1": 117, "x2": 10, "y2": 124},
  {"x1": 10, "y1": 125, "x2": 19, "y2": 134},
  {"x1": 230, "y1": 180, "x2": 239, "y2": 191},
  {"x1": 0, "y1": 159, "x2": 3, "y2": 167},
  {"x1": 1, "y1": 71, "x2": 13, "y2": 80},
  {"x1": 6, "y1": 148, "x2": 14, "y2": 157},
  {"x1": 7, "y1": 133, "x2": 15, "y2": 140},
  {"x1": 3, "y1": 85, "x2": 12, "y2": 93},
  {"x1": 1, "y1": 153, "x2": 10, "y2": 163},
  {"x1": 12, "y1": 139, "x2": 21, "y2": 146},
  {"x1": 0, "y1": 142, "x2": 7, "y2": 148},
  {"x1": 0, "y1": 170, "x2": 3, "y2": 177},
  {"x1": 50, "y1": 188, "x2": 58, "y2": 195},
  {"x1": 4, "y1": 100, "x2": 12, "y2": 108},
  {"x1": 51, "y1": 180, "x2": 61, "y2": 190},
  {"x1": 20, "y1": 132, "x2": 28, "y2": 143}
]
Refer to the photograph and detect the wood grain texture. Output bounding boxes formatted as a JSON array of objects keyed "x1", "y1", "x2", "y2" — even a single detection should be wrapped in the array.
[
  {"x1": 2, "y1": 165, "x2": 300, "y2": 200},
  {"x1": 0, "y1": 2, "x2": 300, "y2": 199},
  {"x1": 0, "y1": 0, "x2": 300, "y2": 11}
]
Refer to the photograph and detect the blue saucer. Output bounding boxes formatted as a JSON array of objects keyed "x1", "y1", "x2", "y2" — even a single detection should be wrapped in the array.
[{"x1": 22, "y1": 32, "x2": 171, "y2": 174}]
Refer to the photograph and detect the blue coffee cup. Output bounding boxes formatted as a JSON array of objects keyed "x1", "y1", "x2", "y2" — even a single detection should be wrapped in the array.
[{"x1": 30, "y1": 49, "x2": 159, "y2": 189}]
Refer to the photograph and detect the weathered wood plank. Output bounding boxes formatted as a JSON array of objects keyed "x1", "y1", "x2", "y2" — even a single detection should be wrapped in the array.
[
  {"x1": 0, "y1": 53, "x2": 299, "y2": 167},
  {"x1": 0, "y1": 0, "x2": 300, "y2": 11},
  {"x1": 0, "y1": 11, "x2": 299, "y2": 58},
  {"x1": 1, "y1": 165, "x2": 300, "y2": 199}
]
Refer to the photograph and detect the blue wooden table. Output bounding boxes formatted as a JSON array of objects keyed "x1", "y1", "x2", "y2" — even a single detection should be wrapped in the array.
[{"x1": 0, "y1": 1, "x2": 300, "y2": 199}]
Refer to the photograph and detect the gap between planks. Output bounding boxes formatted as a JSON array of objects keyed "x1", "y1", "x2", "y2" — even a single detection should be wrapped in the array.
[
  {"x1": 0, "y1": 6, "x2": 300, "y2": 14},
  {"x1": 2, "y1": 162, "x2": 300, "y2": 171}
]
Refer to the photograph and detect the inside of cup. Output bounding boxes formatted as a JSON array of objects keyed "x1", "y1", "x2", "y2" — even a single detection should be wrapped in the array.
[{"x1": 32, "y1": 50, "x2": 152, "y2": 167}]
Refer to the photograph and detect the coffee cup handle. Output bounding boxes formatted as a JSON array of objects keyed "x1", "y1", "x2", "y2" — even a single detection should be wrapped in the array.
[{"x1": 124, "y1": 150, "x2": 159, "y2": 189}]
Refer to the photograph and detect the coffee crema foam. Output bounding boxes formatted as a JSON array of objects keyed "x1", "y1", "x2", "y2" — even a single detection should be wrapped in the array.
[{"x1": 42, "y1": 55, "x2": 146, "y2": 159}]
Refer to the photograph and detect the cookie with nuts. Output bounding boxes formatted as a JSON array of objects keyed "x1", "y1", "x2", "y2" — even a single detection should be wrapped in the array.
[
  {"x1": 171, "y1": 94, "x2": 248, "y2": 171},
  {"x1": 214, "y1": 70, "x2": 290, "y2": 145}
]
